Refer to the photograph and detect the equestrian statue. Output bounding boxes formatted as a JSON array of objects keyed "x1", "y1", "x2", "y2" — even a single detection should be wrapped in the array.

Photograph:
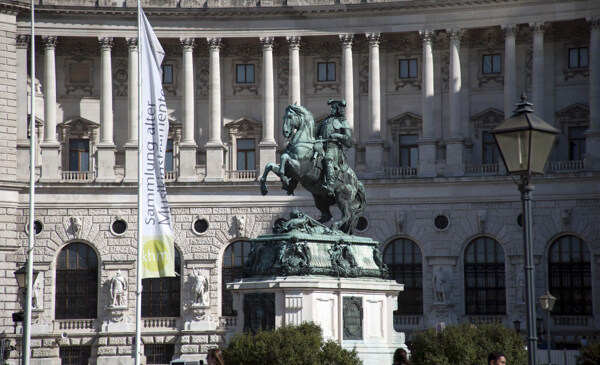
[{"x1": 260, "y1": 99, "x2": 365, "y2": 235}]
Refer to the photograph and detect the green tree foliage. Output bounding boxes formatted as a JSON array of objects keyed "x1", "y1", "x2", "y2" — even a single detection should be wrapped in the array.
[
  {"x1": 577, "y1": 340, "x2": 600, "y2": 365},
  {"x1": 222, "y1": 322, "x2": 363, "y2": 365},
  {"x1": 410, "y1": 323, "x2": 526, "y2": 365}
]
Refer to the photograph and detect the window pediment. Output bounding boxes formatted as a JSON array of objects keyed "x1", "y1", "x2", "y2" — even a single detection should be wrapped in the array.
[
  {"x1": 387, "y1": 112, "x2": 422, "y2": 140},
  {"x1": 556, "y1": 103, "x2": 589, "y2": 126},
  {"x1": 225, "y1": 117, "x2": 262, "y2": 138},
  {"x1": 60, "y1": 117, "x2": 99, "y2": 140},
  {"x1": 470, "y1": 108, "x2": 503, "y2": 136}
]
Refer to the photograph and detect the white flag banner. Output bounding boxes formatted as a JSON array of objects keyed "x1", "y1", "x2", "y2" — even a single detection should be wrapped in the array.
[{"x1": 140, "y1": 10, "x2": 175, "y2": 279}]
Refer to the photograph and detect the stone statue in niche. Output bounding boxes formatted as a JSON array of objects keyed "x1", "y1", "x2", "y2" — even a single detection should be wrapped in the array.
[
  {"x1": 191, "y1": 268, "x2": 209, "y2": 306},
  {"x1": 110, "y1": 270, "x2": 127, "y2": 307},
  {"x1": 70, "y1": 216, "x2": 82, "y2": 236},
  {"x1": 235, "y1": 215, "x2": 246, "y2": 237},
  {"x1": 32, "y1": 274, "x2": 43, "y2": 309},
  {"x1": 515, "y1": 264, "x2": 525, "y2": 303},
  {"x1": 433, "y1": 267, "x2": 452, "y2": 304}
]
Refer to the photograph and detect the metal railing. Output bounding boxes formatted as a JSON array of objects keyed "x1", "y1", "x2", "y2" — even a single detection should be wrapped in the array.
[
  {"x1": 60, "y1": 170, "x2": 96, "y2": 182},
  {"x1": 547, "y1": 160, "x2": 584, "y2": 173},
  {"x1": 225, "y1": 170, "x2": 257, "y2": 181},
  {"x1": 465, "y1": 164, "x2": 500, "y2": 175},
  {"x1": 383, "y1": 166, "x2": 418, "y2": 177}
]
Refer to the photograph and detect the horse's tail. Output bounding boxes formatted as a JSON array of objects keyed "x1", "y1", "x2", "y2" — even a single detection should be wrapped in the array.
[{"x1": 344, "y1": 180, "x2": 366, "y2": 234}]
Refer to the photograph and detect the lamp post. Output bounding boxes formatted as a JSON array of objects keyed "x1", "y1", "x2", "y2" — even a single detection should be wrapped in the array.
[
  {"x1": 14, "y1": 264, "x2": 39, "y2": 365},
  {"x1": 539, "y1": 291, "x2": 557, "y2": 365},
  {"x1": 491, "y1": 93, "x2": 560, "y2": 365}
]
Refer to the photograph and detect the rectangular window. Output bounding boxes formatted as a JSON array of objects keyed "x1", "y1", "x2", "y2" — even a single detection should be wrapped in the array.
[
  {"x1": 68, "y1": 139, "x2": 89, "y2": 172},
  {"x1": 568, "y1": 126, "x2": 586, "y2": 161},
  {"x1": 165, "y1": 139, "x2": 174, "y2": 172},
  {"x1": 569, "y1": 47, "x2": 588, "y2": 69},
  {"x1": 482, "y1": 54, "x2": 502, "y2": 74},
  {"x1": 237, "y1": 138, "x2": 256, "y2": 170},
  {"x1": 317, "y1": 62, "x2": 336, "y2": 82},
  {"x1": 236, "y1": 64, "x2": 255, "y2": 83},
  {"x1": 399, "y1": 59, "x2": 418, "y2": 79},
  {"x1": 59, "y1": 346, "x2": 92, "y2": 365},
  {"x1": 162, "y1": 64, "x2": 173, "y2": 84},
  {"x1": 482, "y1": 131, "x2": 500, "y2": 165},
  {"x1": 145, "y1": 344, "x2": 175, "y2": 365},
  {"x1": 399, "y1": 134, "x2": 419, "y2": 168}
]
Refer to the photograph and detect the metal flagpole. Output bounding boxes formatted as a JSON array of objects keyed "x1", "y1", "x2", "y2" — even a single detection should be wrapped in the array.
[
  {"x1": 23, "y1": 0, "x2": 36, "y2": 363},
  {"x1": 136, "y1": 1, "x2": 143, "y2": 364}
]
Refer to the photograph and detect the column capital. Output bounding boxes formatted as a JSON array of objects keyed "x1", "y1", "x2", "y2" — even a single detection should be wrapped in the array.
[
  {"x1": 98, "y1": 37, "x2": 114, "y2": 50},
  {"x1": 180, "y1": 37, "x2": 195, "y2": 51},
  {"x1": 502, "y1": 24, "x2": 518, "y2": 38},
  {"x1": 588, "y1": 18, "x2": 600, "y2": 30},
  {"x1": 286, "y1": 36, "x2": 301, "y2": 49},
  {"x1": 529, "y1": 22, "x2": 545, "y2": 35},
  {"x1": 339, "y1": 33, "x2": 354, "y2": 47},
  {"x1": 447, "y1": 29, "x2": 463, "y2": 41},
  {"x1": 260, "y1": 36, "x2": 275, "y2": 50},
  {"x1": 16, "y1": 34, "x2": 30, "y2": 49},
  {"x1": 419, "y1": 29, "x2": 435, "y2": 43},
  {"x1": 42, "y1": 36, "x2": 58, "y2": 50},
  {"x1": 366, "y1": 32, "x2": 380, "y2": 46},
  {"x1": 126, "y1": 37, "x2": 138, "y2": 51},
  {"x1": 207, "y1": 37, "x2": 222, "y2": 51}
]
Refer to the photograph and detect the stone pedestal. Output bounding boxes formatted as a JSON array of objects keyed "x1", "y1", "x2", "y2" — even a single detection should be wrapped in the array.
[
  {"x1": 123, "y1": 143, "x2": 138, "y2": 183},
  {"x1": 39, "y1": 142, "x2": 60, "y2": 182},
  {"x1": 445, "y1": 138, "x2": 464, "y2": 176},
  {"x1": 102, "y1": 306, "x2": 132, "y2": 332},
  {"x1": 365, "y1": 139, "x2": 383, "y2": 177},
  {"x1": 228, "y1": 276, "x2": 406, "y2": 365},
  {"x1": 96, "y1": 143, "x2": 116, "y2": 183},
  {"x1": 30, "y1": 308, "x2": 50, "y2": 335},
  {"x1": 204, "y1": 142, "x2": 224, "y2": 182},
  {"x1": 258, "y1": 140, "x2": 278, "y2": 181},
  {"x1": 184, "y1": 303, "x2": 217, "y2": 331},
  {"x1": 178, "y1": 142, "x2": 198, "y2": 182},
  {"x1": 418, "y1": 138, "x2": 437, "y2": 177}
]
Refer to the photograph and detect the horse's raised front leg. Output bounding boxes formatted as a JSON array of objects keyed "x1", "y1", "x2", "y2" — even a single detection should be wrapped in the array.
[{"x1": 260, "y1": 162, "x2": 279, "y2": 196}]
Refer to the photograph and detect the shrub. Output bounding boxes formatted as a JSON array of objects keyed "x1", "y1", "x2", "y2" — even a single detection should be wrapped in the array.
[
  {"x1": 577, "y1": 340, "x2": 600, "y2": 365},
  {"x1": 410, "y1": 322, "x2": 526, "y2": 365},
  {"x1": 222, "y1": 322, "x2": 362, "y2": 365}
]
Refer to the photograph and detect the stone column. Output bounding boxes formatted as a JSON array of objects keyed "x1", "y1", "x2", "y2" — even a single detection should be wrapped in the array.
[
  {"x1": 503, "y1": 25, "x2": 518, "y2": 118},
  {"x1": 96, "y1": 37, "x2": 116, "y2": 182},
  {"x1": 365, "y1": 32, "x2": 383, "y2": 175},
  {"x1": 259, "y1": 37, "x2": 277, "y2": 179},
  {"x1": 124, "y1": 38, "x2": 138, "y2": 183},
  {"x1": 179, "y1": 37, "x2": 198, "y2": 182},
  {"x1": 340, "y1": 34, "x2": 356, "y2": 167},
  {"x1": 39, "y1": 36, "x2": 60, "y2": 182},
  {"x1": 204, "y1": 37, "x2": 224, "y2": 182},
  {"x1": 419, "y1": 30, "x2": 436, "y2": 177},
  {"x1": 531, "y1": 23, "x2": 545, "y2": 119},
  {"x1": 446, "y1": 29, "x2": 464, "y2": 176},
  {"x1": 287, "y1": 36, "x2": 301, "y2": 106},
  {"x1": 586, "y1": 18, "x2": 600, "y2": 170},
  {"x1": 16, "y1": 35, "x2": 30, "y2": 180}
]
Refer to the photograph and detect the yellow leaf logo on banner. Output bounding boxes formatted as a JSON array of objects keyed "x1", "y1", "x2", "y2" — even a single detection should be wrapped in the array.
[{"x1": 142, "y1": 238, "x2": 171, "y2": 273}]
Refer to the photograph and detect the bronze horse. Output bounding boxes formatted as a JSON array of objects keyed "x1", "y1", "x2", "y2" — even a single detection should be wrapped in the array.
[{"x1": 260, "y1": 104, "x2": 365, "y2": 234}]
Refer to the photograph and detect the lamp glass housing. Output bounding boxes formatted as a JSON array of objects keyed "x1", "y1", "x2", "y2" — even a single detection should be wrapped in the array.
[
  {"x1": 14, "y1": 266, "x2": 39, "y2": 289},
  {"x1": 538, "y1": 292, "x2": 557, "y2": 312}
]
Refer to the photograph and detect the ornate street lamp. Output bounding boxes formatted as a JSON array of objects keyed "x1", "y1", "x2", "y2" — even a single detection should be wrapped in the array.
[
  {"x1": 539, "y1": 292, "x2": 557, "y2": 365},
  {"x1": 491, "y1": 93, "x2": 560, "y2": 365},
  {"x1": 14, "y1": 265, "x2": 39, "y2": 292}
]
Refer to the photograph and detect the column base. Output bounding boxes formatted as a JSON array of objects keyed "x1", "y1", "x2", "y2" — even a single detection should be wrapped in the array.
[
  {"x1": 445, "y1": 138, "x2": 464, "y2": 176},
  {"x1": 178, "y1": 142, "x2": 198, "y2": 182},
  {"x1": 584, "y1": 129, "x2": 600, "y2": 171},
  {"x1": 123, "y1": 143, "x2": 138, "y2": 183},
  {"x1": 365, "y1": 138, "x2": 384, "y2": 177},
  {"x1": 204, "y1": 141, "x2": 224, "y2": 182},
  {"x1": 259, "y1": 140, "x2": 278, "y2": 181},
  {"x1": 39, "y1": 141, "x2": 61, "y2": 183},
  {"x1": 418, "y1": 138, "x2": 437, "y2": 178},
  {"x1": 96, "y1": 143, "x2": 117, "y2": 183}
]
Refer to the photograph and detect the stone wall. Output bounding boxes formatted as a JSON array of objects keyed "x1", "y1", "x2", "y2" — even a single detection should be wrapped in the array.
[{"x1": 0, "y1": 12, "x2": 17, "y2": 181}]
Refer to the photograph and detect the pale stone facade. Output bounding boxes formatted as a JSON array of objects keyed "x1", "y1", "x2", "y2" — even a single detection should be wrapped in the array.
[{"x1": 0, "y1": 0, "x2": 599, "y2": 364}]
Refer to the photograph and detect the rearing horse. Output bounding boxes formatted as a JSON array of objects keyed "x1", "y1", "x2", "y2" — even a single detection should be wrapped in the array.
[{"x1": 260, "y1": 104, "x2": 365, "y2": 234}]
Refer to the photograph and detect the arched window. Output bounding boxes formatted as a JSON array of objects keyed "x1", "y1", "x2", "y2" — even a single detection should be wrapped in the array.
[
  {"x1": 142, "y1": 249, "x2": 181, "y2": 317},
  {"x1": 548, "y1": 235, "x2": 592, "y2": 315},
  {"x1": 56, "y1": 242, "x2": 98, "y2": 319},
  {"x1": 464, "y1": 237, "x2": 506, "y2": 315},
  {"x1": 222, "y1": 240, "x2": 251, "y2": 316},
  {"x1": 383, "y1": 238, "x2": 423, "y2": 315}
]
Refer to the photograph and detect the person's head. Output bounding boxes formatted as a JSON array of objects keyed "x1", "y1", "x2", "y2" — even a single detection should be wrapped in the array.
[
  {"x1": 488, "y1": 351, "x2": 506, "y2": 365},
  {"x1": 207, "y1": 348, "x2": 224, "y2": 365},
  {"x1": 393, "y1": 348, "x2": 411, "y2": 365}
]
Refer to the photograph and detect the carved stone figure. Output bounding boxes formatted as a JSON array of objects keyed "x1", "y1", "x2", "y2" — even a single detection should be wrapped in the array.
[
  {"x1": 191, "y1": 268, "x2": 209, "y2": 306},
  {"x1": 235, "y1": 215, "x2": 246, "y2": 236},
  {"x1": 275, "y1": 209, "x2": 333, "y2": 235},
  {"x1": 32, "y1": 275, "x2": 42, "y2": 309},
  {"x1": 433, "y1": 267, "x2": 451, "y2": 304},
  {"x1": 70, "y1": 216, "x2": 82, "y2": 236},
  {"x1": 110, "y1": 270, "x2": 127, "y2": 307},
  {"x1": 515, "y1": 264, "x2": 525, "y2": 303},
  {"x1": 260, "y1": 101, "x2": 365, "y2": 234}
]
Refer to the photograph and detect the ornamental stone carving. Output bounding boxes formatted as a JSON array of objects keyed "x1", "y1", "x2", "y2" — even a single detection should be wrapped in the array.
[
  {"x1": 16, "y1": 34, "x2": 29, "y2": 49},
  {"x1": 278, "y1": 57, "x2": 289, "y2": 96},
  {"x1": 388, "y1": 112, "x2": 423, "y2": 139},
  {"x1": 113, "y1": 59, "x2": 128, "y2": 97},
  {"x1": 196, "y1": 58, "x2": 209, "y2": 97}
]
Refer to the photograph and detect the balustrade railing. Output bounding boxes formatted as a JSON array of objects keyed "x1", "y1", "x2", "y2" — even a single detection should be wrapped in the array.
[
  {"x1": 225, "y1": 170, "x2": 257, "y2": 181},
  {"x1": 60, "y1": 170, "x2": 96, "y2": 182},
  {"x1": 553, "y1": 316, "x2": 590, "y2": 327},
  {"x1": 54, "y1": 319, "x2": 96, "y2": 332},
  {"x1": 465, "y1": 164, "x2": 500, "y2": 175},
  {"x1": 165, "y1": 170, "x2": 178, "y2": 182},
  {"x1": 143, "y1": 317, "x2": 178, "y2": 329},
  {"x1": 383, "y1": 166, "x2": 418, "y2": 178},
  {"x1": 393, "y1": 315, "x2": 421, "y2": 327},
  {"x1": 219, "y1": 316, "x2": 238, "y2": 331},
  {"x1": 467, "y1": 316, "x2": 503, "y2": 324},
  {"x1": 547, "y1": 160, "x2": 584, "y2": 173}
]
